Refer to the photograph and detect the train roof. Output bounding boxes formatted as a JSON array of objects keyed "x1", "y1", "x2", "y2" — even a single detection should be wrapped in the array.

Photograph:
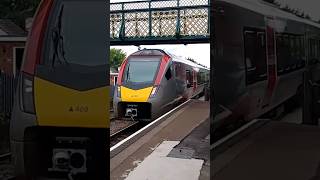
[
  {"x1": 131, "y1": 49, "x2": 210, "y2": 71},
  {"x1": 164, "y1": 50, "x2": 210, "y2": 71},
  {"x1": 219, "y1": 0, "x2": 320, "y2": 29}
]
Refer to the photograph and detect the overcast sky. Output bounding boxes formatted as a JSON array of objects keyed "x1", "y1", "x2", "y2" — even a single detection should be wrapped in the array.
[{"x1": 110, "y1": 0, "x2": 320, "y2": 68}]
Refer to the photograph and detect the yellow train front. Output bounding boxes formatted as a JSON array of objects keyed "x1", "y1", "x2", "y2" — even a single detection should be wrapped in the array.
[
  {"x1": 114, "y1": 49, "x2": 210, "y2": 121},
  {"x1": 10, "y1": 0, "x2": 108, "y2": 179}
]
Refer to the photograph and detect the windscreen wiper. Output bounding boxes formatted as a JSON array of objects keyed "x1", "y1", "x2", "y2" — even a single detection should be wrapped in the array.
[
  {"x1": 51, "y1": 5, "x2": 69, "y2": 68},
  {"x1": 126, "y1": 64, "x2": 130, "y2": 81}
]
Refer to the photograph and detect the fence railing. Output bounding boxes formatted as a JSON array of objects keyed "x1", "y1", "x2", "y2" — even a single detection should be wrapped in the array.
[
  {"x1": 110, "y1": 0, "x2": 210, "y2": 45},
  {"x1": 0, "y1": 73, "x2": 18, "y2": 155}
]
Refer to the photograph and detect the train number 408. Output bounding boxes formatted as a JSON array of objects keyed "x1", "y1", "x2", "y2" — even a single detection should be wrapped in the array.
[{"x1": 69, "y1": 105, "x2": 89, "y2": 112}]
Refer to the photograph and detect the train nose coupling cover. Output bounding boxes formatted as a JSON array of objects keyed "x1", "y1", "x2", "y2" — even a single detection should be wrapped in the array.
[{"x1": 126, "y1": 108, "x2": 138, "y2": 117}]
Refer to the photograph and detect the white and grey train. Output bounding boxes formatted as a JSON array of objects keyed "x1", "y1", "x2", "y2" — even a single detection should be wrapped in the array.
[
  {"x1": 113, "y1": 49, "x2": 210, "y2": 121},
  {"x1": 213, "y1": 0, "x2": 320, "y2": 131}
]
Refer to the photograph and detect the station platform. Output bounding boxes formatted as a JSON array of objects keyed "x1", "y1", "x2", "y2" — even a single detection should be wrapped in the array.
[
  {"x1": 213, "y1": 119, "x2": 320, "y2": 180},
  {"x1": 110, "y1": 99, "x2": 210, "y2": 180}
]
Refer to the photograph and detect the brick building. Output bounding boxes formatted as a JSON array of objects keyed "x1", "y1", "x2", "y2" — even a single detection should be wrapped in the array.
[{"x1": 0, "y1": 19, "x2": 27, "y2": 76}]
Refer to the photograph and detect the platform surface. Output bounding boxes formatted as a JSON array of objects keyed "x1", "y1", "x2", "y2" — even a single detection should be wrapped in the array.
[
  {"x1": 125, "y1": 141, "x2": 203, "y2": 180},
  {"x1": 213, "y1": 120, "x2": 320, "y2": 180},
  {"x1": 110, "y1": 99, "x2": 210, "y2": 180}
]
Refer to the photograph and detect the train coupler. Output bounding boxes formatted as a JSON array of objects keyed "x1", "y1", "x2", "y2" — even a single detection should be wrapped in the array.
[{"x1": 48, "y1": 137, "x2": 89, "y2": 179}]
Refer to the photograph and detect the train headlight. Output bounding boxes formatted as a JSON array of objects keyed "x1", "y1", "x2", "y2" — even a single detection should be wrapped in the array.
[
  {"x1": 117, "y1": 86, "x2": 121, "y2": 98},
  {"x1": 149, "y1": 86, "x2": 159, "y2": 98},
  {"x1": 22, "y1": 73, "x2": 35, "y2": 114}
]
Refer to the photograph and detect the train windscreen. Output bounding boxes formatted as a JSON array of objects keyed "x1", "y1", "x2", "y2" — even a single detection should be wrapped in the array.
[
  {"x1": 122, "y1": 57, "x2": 161, "y2": 84},
  {"x1": 49, "y1": 1, "x2": 106, "y2": 67}
]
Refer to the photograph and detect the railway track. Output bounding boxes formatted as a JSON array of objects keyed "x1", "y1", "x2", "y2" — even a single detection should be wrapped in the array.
[
  {"x1": 109, "y1": 95, "x2": 206, "y2": 149},
  {"x1": 110, "y1": 119, "x2": 147, "y2": 147},
  {"x1": 110, "y1": 119, "x2": 138, "y2": 136}
]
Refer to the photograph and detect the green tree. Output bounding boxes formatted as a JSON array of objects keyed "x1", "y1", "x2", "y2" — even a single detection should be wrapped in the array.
[
  {"x1": 0, "y1": 0, "x2": 41, "y2": 28},
  {"x1": 110, "y1": 48, "x2": 126, "y2": 71}
]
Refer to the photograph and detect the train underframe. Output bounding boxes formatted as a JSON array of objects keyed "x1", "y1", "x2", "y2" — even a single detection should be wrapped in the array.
[{"x1": 114, "y1": 85, "x2": 209, "y2": 121}]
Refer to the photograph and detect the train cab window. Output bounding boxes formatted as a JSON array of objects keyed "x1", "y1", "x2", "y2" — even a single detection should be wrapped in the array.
[
  {"x1": 122, "y1": 57, "x2": 161, "y2": 84},
  {"x1": 244, "y1": 30, "x2": 267, "y2": 85},
  {"x1": 165, "y1": 66, "x2": 172, "y2": 80},
  {"x1": 45, "y1": 1, "x2": 107, "y2": 67}
]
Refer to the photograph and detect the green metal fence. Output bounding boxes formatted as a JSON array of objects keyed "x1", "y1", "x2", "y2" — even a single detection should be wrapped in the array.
[{"x1": 110, "y1": 0, "x2": 210, "y2": 45}]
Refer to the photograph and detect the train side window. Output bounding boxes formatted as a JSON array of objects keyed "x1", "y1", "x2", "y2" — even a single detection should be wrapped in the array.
[
  {"x1": 309, "y1": 39, "x2": 317, "y2": 64},
  {"x1": 295, "y1": 36, "x2": 301, "y2": 68},
  {"x1": 186, "y1": 70, "x2": 193, "y2": 88},
  {"x1": 289, "y1": 35, "x2": 297, "y2": 70},
  {"x1": 174, "y1": 63, "x2": 180, "y2": 78},
  {"x1": 284, "y1": 35, "x2": 290, "y2": 71},
  {"x1": 197, "y1": 72, "x2": 205, "y2": 85},
  {"x1": 315, "y1": 40, "x2": 319, "y2": 60},
  {"x1": 318, "y1": 40, "x2": 320, "y2": 60},
  {"x1": 277, "y1": 35, "x2": 284, "y2": 73},
  {"x1": 309, "y1": 39, "x2": 314, "y2": 59},
  {"x1": 276, "y1": 34, "x2": 282, "y2": 72},
  {"x1": 301, "y1": 37, "x2": 306, "y2": 67},
  {"x1": 276, "y1": 34, "x2": 291, "y2": 74},
  {"x1": 244, "y1": 30, "x2": 267, "y2": 85},
  {"x1": 165, "y1": 66, "x2": 172, "y2": 80}
]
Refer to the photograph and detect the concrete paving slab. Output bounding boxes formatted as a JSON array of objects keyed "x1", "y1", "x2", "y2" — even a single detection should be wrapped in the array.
[
  {"x1": 125, "y1": 141, "x2": 204, "y2": 180},
  {"x1": 168, "y1": 118, "x2": 210, "y2": 180}
]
